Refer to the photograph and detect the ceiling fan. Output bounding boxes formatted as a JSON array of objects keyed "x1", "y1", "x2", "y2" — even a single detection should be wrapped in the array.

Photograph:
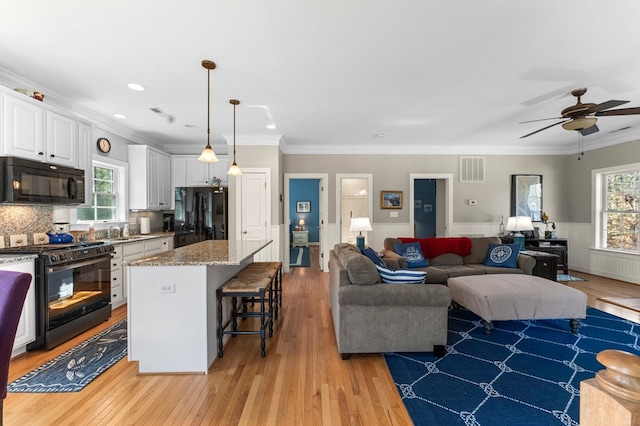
[{"x1": 519, "y1": 88, "x2": 640, "y2": 138}]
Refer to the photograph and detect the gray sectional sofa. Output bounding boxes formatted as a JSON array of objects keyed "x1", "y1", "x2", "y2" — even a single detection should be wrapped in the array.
[
  {"x1": 381, "y1": 236, "x2": 535, "y2": 284},
  {"x1": 329, "y1": 243, "x2": 451, "y2": 359}
]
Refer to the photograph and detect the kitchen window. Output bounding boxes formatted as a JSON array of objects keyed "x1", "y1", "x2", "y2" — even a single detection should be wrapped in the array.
[
  {"x1": 76, "y1": 159, "x2": 127, "y2": 223},
  {"x1": 594, "y1": 163, "x2": 640, "y2": 253}
]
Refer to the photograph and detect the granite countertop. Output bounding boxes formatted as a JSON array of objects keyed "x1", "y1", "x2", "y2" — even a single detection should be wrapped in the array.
[
  {"x1": 0, "y1": 254, "x2": 39, "y2": 265},
  {"x1": 124, "y1": 239, "x2": 272, "y2": 267},
  {"x1": 99, "y1": 232, "x2": 174, "y2": 245}
]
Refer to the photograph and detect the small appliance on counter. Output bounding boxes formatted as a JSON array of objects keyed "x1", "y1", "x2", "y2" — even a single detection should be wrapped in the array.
[{"x1": 140, "y1": 217, "x2": 151, "y2": 234}]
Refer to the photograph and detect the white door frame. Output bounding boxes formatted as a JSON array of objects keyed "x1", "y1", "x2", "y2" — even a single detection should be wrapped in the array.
[
  {"x1": 409, "y1": 173, "x2": 453, "y2": 237},
  {"x1": 284, "y1": 173, "x2": 329, "y2": 272}
]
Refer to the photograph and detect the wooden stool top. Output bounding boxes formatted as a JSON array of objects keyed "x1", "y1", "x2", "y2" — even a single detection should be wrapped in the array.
[{"x1": 220, "y1": 276, "x2": 272, "y2": 294}]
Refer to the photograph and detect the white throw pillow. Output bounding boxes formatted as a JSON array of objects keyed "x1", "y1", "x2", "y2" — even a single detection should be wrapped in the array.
[{"x1": 375, "y1": 265, "x2": 427, "y2": 284}]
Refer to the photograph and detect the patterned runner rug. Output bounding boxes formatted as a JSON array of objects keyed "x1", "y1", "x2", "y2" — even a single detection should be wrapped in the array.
[
  {"x1": 8, "y1": 319, "x2": 127, "y2": 393},
  {"x1": 385, "y1": 307, "x2": 640, "y2": 425}
]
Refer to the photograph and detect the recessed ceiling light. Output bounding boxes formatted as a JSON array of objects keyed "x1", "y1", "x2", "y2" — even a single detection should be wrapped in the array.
[
  {"x1": 375, "y1": 133, "x2": 386, "y2": 138},
  {"x1": 128, "y1": 83, "x2": 145, "y2": 91},
  {"x1": 267, "y1": 123, "x2": 277, "y2": 130},
  {"x1": 113, "y1": 113, "x2": 127, "y2": 119},
  {"x1": 185, "y1": 124, "x2": 196, "y2": 128}
]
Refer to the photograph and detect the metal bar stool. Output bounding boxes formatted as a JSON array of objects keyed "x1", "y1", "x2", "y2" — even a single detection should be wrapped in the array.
[{"x1": 217, "y1": 276, "x2": 273, "y2": 358}]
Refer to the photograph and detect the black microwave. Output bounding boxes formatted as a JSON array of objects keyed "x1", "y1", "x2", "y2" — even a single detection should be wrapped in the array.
[{"x1": 0, "y1": 156, "x2": 85, "y2": 205}]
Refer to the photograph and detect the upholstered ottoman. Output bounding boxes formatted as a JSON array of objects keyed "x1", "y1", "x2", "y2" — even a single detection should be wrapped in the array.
[{"x1": 447, "y1": 274, "x2": 587, "y2": 334}]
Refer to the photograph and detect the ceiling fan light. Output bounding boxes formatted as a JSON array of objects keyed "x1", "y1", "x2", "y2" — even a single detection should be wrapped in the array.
[{"x1": 562, "y1": 116, "x2": 597, "y2": 131}]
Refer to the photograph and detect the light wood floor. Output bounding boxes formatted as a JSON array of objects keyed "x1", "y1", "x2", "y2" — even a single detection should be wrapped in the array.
[{"x1": 5, "y1": 248, "x2": 640, "y2": 425}]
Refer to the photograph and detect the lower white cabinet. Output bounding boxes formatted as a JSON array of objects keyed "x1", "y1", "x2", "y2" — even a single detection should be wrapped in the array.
[
  {"x1": 1, "y1": 258, "x2": 36, "y2": 356},
  {"x1": 111, "y1": 237, "x2": 174, "y2": 307}
]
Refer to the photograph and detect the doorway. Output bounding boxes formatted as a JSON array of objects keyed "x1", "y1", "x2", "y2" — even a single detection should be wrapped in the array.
[
  {"x1": 410, "y1": 173, "x2": 453, "y2": 237},
  {"x1": 336, "y1": 174, "x2": 373, "y2": 245},
  {"x1": 284, "y1": 173, "x2": 328, "y2": 272}
]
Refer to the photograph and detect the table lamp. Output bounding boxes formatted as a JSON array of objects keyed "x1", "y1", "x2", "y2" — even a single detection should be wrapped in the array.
[
  {"x1": 349, "y1": 217, "x2": 372, "y2": 250},
  {"x1": 298, "y1": 219, "x2": 305, "y2": 231},
  {"x1": 506, "y1": 216, "x2": 533, "y2": 251}
]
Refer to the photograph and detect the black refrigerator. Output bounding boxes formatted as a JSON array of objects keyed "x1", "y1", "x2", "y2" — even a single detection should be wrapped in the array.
[{"x1": 173, "y1": 187, "x2": 228, "y2": 247}]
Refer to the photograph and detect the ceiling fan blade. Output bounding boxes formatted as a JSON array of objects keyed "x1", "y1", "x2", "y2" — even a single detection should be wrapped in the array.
[
  {"x1": 520, "y1": 120, "x2": 568, "y2": 139},
  {"x1": 595, "y1": 106, "x2": 640, "y2": 116},
  {"x1": 586, "y1": 99, "x2": 629, "y2": 114},
  {"x1": 580, "y1": 124, "x2": 599, "y2": 136},
  {"x1": 519, "y1": 117, "x2": 563, "y2": 124}
]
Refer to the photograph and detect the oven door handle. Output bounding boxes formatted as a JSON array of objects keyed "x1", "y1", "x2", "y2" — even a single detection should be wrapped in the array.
[{"x1": 46, "y1": 257, "x2": 108, "y2": 273}]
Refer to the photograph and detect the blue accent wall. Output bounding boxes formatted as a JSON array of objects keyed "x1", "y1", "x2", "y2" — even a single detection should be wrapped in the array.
[{"x1": 290, "y1": 179, "x2": 320, "y2": 242}]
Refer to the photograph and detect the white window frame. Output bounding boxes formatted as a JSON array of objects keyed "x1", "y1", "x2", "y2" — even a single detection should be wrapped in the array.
[
  {"x1": 593, "y1": 162, "x2": 640, "y2": 254},
  {"x1": 72, "y1": 156, "x2": 128, "y2": 227}
]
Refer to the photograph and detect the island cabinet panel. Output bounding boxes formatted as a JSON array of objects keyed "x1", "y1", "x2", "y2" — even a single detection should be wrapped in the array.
[{"x1": 1, "y1": 258, "x2": 36, "y2": 356}]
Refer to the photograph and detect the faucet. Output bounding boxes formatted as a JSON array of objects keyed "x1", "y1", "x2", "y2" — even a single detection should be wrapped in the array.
[{"x1": 108, "y1": 225, "x2": 121, "y2": 240}]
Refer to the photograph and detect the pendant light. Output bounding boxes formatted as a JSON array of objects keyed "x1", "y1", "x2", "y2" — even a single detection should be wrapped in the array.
[
  {"x1": 198, "y1": 60, "x2": 219, "y2": 163},
  {"x1": 227, "y1": 99, "x2": 242, "y2": 175}
]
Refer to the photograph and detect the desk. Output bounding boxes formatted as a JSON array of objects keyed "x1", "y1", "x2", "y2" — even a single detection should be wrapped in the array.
[{"x1": 503, "y1": 237, "x2": 568, "y2": 274}]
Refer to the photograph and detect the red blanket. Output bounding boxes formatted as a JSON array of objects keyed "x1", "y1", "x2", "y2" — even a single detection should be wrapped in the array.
[{"x1": 398, "y1": 237, "x2": 472, "y2": 259}]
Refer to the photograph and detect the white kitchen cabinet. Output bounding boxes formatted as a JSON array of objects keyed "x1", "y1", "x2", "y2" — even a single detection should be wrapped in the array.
[
  {"x1": 162, "y1": 236, "x2": 174, "y2": 251},
  {"x1": 182, "y1": 155, "x2": 228, "y2": 187},
  {"x1": 0, "y1": 91, "x2": 79, "y2": 168},
  {"x1": 129, "y1": 145, "x2": 172, "y2": 210},
  {"x1": 1, "y1": 93, "x2": 44, "y2": 161},
  {"x1": 1, "y1": 258, "x2": 36, "y2": 356},
  {"x1": 169, "y1": 156, "x2": 186, "y2": 210},
  {"x1": 110, "y1": 245, "x2": 124, "y2": 307},
  {"x1": 45, "y1": 110, "x2": 78, "y2": 167},
  {"x1": 143, "y1": 238, "x2": 163, "y2": 256}
]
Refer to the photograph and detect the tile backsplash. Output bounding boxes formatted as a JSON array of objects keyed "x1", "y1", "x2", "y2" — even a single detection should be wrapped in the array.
[
  {"x1": 0, "y1": 205, "x2": 53, "y2": 247},
  {"x1": 0, "y1": 205, "x2": 167, "y2": 247}
]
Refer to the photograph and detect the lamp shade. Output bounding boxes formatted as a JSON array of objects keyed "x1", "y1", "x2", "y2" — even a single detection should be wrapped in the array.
[
  {"x1": 299, "y1": 219, "x2": 305, "y2": 226},
  {"x1": 505, "y1": 216, "x2": 534, "y2": 232},
  {"x1": 349, "y1": 217, "x2": 372, "y2": 233}
]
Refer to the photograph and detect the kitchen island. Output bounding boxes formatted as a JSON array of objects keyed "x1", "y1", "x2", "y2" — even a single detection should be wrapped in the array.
[{"x1": 125, "y1": 239, "x2": 272, "y2": 374}]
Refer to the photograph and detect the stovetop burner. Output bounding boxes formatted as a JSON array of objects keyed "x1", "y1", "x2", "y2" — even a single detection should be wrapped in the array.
[{"x1": 0, "y1": 241, "x2": 113, "y2": 266}]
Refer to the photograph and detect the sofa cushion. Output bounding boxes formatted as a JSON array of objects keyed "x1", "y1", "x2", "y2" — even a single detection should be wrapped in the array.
[
  {"x1": 463, "y1": 237, "x2": 502, "y2": 264},
  {"x1": 436, "y1": 265, "x2": 486, "y2": 278},
  {"x1": 393, "y1": 242, "x2": 428, "y2": 267},
  {"x1": 484, "y1": 243, "x2": 520, "y2": 268},
  {"x1": 467, "y1": 264, "x2": 526, "y2": 275},
  {"x1": 376, "y1": 265, "x2": 426, "y2": 284},
  {"x1": 361, "y1": 247, "x2": 386, "y2": 267},
  {"x1": 428, "y1": 252, "x2": 463, "y2": 266},
  {"x1": 338, "y1": 282, "x2": 452, "y2": 307},
  {"x1": 334, "y1": 243, "x2": 380, "y2": 285}
]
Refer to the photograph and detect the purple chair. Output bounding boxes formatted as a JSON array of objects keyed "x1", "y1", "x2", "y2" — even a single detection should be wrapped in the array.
[{"x1": 0, "y1": 271, "x2": 31, "y2": 426}]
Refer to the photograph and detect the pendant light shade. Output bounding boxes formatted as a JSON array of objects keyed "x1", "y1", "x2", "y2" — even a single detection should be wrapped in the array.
[
  {"x1": 198, "y1": 60, "x2": 219, "y2": 163},
  {"x1": 227, "y1": 99, "x2": 242, "y2": 175}
]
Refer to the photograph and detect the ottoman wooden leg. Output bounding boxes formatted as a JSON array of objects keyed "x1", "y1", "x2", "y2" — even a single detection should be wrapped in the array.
[
  {"x1": 483, "y1": 321, "x2": 494, "y2": 335},
  {"x1": 434, "y1": 345, "x2": 446, "y2": 358},
  {"x1": 570, "y1": 318, "x2": 581, "y2": 334}
]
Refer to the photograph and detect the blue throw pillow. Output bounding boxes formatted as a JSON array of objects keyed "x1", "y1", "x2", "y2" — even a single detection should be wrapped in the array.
[
  {"x1": 484, "y1": 243, "x2": 520, "y2": 268},
  {"x1": 393, "y1": 242, "x2": 428, "y2": 268},
  {"x1": 376, "y1": 265, "x2": 426, "y2": 284},
  {"x1": 361, "y1": 247, "x2": 387, "y2": 267}
]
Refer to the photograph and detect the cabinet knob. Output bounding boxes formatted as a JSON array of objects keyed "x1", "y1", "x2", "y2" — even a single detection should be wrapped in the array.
[
  {"x1": 38, "y1": 151, "x2": 44, "y2": 156},
  {"x1": 113, "y1": 277, "x2": 118, "y2": 281},
  {"x1": 50, "y1": 154, "x2": 55, "y2": 158}
]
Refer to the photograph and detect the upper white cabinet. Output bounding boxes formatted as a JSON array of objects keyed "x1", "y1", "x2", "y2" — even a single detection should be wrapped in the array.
[
  {"x1": 171, "y1": 154, "x2": 228, "y2": 187},
  {"x1": 45, "y1": 111, "x2": 78, "y2": 167},
  {"x1": 1, "y1": 90, "x2": 79, "y2": 168},
  {"x1": 129, "y1": 145, "x2": 172, "y2": 210}
]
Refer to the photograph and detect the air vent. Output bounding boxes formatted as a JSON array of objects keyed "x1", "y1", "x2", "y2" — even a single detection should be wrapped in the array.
[
  {"x1": 149, "y1": 107, "x2": 174, "y2": 122},
  {"x1": 460, "y1": 157, "x2": 485, "y2": 182}
]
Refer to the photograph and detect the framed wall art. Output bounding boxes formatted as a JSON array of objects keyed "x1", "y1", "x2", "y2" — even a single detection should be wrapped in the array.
[
  {"x1": 511, "y1": 174, "x2": 542, "y2": 222},
  {"x1": 296, "y1": 201, "x2": 311, "y2": 213},
  {"x1": 380, "y1": 191, "x2": 403, "y2": 209}
]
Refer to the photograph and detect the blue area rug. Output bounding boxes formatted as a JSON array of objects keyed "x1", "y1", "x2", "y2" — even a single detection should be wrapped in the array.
[
  {"x1": 290, "y1": 247, "x2": 310, "y2": 267},
  {"x1": 385, "y1": 307, "x2": 640, "y2": 426},
  {"x1": 557, "y1": 274, "x2": 586, "y2": 282},
  {"x1": 8, "y1": 319, "x2": 127, "y2": 393}
]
